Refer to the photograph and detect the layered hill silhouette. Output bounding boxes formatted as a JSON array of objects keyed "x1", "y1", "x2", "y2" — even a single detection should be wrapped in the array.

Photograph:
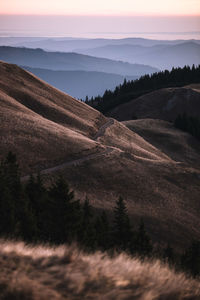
[
  {"x1": 1, "y1": 61, "x2": 200, "y2": 249},
  {"x1": 23, "y1": 66, "x2": 137, "y2": 99},
  {"x1": 108, "y1": 85, "x2": 200, "y2": 121},
  {"x1": 1, "y1": 39, "x2": 199, "y2": 72},
  {"x1": 0, "y1": 46, "x2": 158, "y2": 76},
  {"x1": 2, "y1": 36, "x2": 200, "y2": 51},
  {"x1": 77, "y1": 41, "x2": 200, "y2": 70}
]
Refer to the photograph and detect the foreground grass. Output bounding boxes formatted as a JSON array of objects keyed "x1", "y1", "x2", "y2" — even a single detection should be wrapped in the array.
[{"x1": 0, "y1": 240, "x2": 199, "y2": 300}]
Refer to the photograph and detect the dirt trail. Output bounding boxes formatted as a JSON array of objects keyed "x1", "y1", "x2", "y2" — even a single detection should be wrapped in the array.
[
  {"x1": 92, "y1": 118, "x2": 114, "y2": 140},
  {"x1": 21, "y1": 118, "x2": 116, "y2": 181}
]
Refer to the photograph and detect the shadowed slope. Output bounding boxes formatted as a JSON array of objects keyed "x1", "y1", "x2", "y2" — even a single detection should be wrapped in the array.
[
  {"x1": 124, "y1": 119, "x2": 200, "y2": 168},
  {"x1": 0, "y1": 241, "x2": 200, "y2": 300},
  {"x1": 109, "y1": 86, "x2": 200, "y2": 122}
]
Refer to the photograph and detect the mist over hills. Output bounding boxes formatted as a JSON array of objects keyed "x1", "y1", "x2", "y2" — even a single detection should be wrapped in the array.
[
  {"x1": 0, "y1": 37, "x2": 199, "y2": 71},
  {"x1": 1, "y1": 61, "x2": 200, "y2": 249},
  {"x1": 77, "y1": 41, "x2": 200, "y2": 70},
  {"x1": 1, "y1": 36, "x2": 200, "y2": 51},
  {"x1": 0, "y1": 46, "x2": 158, "y2": 76},
  {"x1": 22, "y1": 66, "x2": 138, "y2": 99}
]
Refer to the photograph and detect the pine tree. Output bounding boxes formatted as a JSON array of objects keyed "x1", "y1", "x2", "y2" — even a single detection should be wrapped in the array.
[
  {"x1": 48, "y1": 176, "x2": 80, "y2": 243},
  {"x1": 0, "y1": 152, "x2": 22, "y2": 236},
  {"x1": 95, "y1": 210, "x2": 110, "y2": 250},
  {"x1": 113, "y1": 196, "x2": 132, "y2": 250},
  {"x1": 134, "y1": 219, "x2": 152, "y2": 257},
  {"x1": 163, "y1": 243, "x2": 174, "y2": 264},
  {"x1": 79, "y1": 197, "x2": 97, "y2": 250},
  {"x1": 0, "y1": 152, "x2": 37, "y2": 240},
  {"x1": 0, "y1": 164, "x2": 15, "y2": 236},
  {"x1": 181, "y1": 240, "x2": 200, "y2": 277}
]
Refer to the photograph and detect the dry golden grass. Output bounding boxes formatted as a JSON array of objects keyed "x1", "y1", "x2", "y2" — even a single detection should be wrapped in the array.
[
  {"x1": 0, "y1": 61, "x2": 106, "y2": 173},
  {"x1": 0, "y1": 240, "x2": 200, "y2": 300},
  {"x1": 97, "y1": 119, "x2": 171, "y2": 162},
  {"x1": 0, "y1": 61, "x2": 106, "y2": 136}
]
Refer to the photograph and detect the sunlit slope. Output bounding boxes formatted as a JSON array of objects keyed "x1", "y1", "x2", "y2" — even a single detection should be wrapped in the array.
[
  {"x1": 0, "y1": 61, "x2": 168, "y2": 174},
  {"x1": 0, "y1": 61, "x2": 106, "y2": 173},
  {"x1": 0, "y1": 61, "x2": 106, "y2": 136},
  {"x1": 0, "y1": 241, "x2": 200, "y2": 300}
]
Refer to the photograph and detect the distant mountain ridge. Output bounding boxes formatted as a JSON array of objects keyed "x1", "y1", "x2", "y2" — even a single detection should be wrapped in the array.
[
  {"x1": 22, "y1": 66, "x2": 138, "y2": 99},
  {"x1": 0, "y1": 46, "x2": 158, "y2": 76},
  {"x1": 1, "y1": 36, "x2": 200, "y2": 51},
  {"x1": 76, "y1": 41, "x2": 200, "y2": 70}
]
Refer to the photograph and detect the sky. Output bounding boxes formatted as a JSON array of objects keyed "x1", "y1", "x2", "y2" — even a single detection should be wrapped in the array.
[
  {"x1": 1, "y1": 0, "x2": 200, "y2": 16},
  {"x1": 0, "y1": 0, "x2": 200, "y2": 38}
]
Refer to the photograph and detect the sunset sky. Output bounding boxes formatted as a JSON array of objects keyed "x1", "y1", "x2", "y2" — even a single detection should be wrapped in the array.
[
  {"x1": 1, "y1": 0, "x2": 200, "y2": 16},
  {"x1": 0, "y1": 0, "x2": 200, "y2": 38}
]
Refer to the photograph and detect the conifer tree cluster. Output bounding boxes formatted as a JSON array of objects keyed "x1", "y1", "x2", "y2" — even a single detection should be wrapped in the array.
[
  {"x1": 0, "y1": 152, "x2": 199, "y2": 277},
  {"x1": 86, "y1": 65, "x2": 200, "y2": 114},
  {"x1": 174, "y1": 113, "x2": 200, "y2": 140}
]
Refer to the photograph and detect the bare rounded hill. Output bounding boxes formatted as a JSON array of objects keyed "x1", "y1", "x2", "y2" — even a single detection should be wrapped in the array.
[
  {"x1": 108, "y1": 85, "x2": 200, "y2": 121},
  {"x1": 124, "y1": 118, "x2": 200, "y2": 168},
  {"x1": 1, "y1": 61, "x2": 200, "y2": 249}
]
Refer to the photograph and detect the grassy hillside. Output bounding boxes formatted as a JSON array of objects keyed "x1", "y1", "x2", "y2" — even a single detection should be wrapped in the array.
[
  {"x1": 0, "y1": 61, "x2": 107, "y2": 173},
  {"x1": 124, "y1": 119, "x2": 200, "y2": 168},
  {"x1": 0, "y1": 241, "x2": 200, "y2": 300},
  {"x1": 109, "y1": 86, "x2": 200, "y2": 121},
  {"x1": 1, "y1": 61, "x2": 200, "y2": 249}
]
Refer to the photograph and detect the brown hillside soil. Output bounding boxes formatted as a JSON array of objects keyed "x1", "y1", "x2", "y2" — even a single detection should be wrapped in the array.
[{"x1": 0, "y1": 61, "x2": 200, "y2": 248}]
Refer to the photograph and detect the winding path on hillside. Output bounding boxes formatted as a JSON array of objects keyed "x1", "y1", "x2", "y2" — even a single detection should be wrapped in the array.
[
  {"x1": 92, "y1": 118, "x2": 114, "y2": 140},
  {"x1": 21, "y1": 118, "x2": 116, "y2": 181}
]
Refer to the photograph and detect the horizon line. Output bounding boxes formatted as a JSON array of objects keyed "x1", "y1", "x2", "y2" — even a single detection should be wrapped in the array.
[{"x1": 1, "y1": 13, "x2": 200, "y2": 17}]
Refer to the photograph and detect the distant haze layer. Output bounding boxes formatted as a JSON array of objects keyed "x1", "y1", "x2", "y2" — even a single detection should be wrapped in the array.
[{"x1": 0, "y1": 15, "x2": 200, "y2": 39}]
